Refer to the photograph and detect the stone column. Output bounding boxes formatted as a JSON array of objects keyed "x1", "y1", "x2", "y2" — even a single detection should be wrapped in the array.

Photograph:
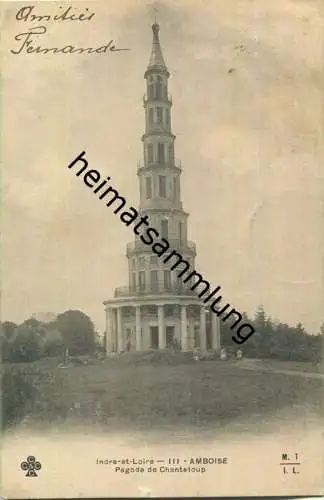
[
  {"x1": 211, "y1": 313, "x2": 221, "y2": 350},
  {"x1": 200, "y1": 306, "x2": 207, "y2": 351},
  {"x1": 110, "y1": 309, "x2": 115, "y2": 351},
  {"x1": 117, "y1": 307, "x2": 123, "y2": 352},
  {"x1": 135, "y1": 305, "x2": 141, "y2": 351},
  {"x1": 158, "y1": 305, "x2": 165, "y2": 349},
  {"x1": 181, "y1": 305, "x2": 188, "y2": 351},
  {"x1": 105, "y1": 307, "x2": 112, "y2": 354}
]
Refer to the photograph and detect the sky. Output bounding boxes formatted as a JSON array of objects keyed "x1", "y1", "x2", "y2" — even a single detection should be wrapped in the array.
[{"x1": 2, "y1": 0, "x2": 323, "y2": 334}]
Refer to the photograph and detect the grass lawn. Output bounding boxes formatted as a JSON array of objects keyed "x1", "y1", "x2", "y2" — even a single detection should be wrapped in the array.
[{"x1": 8, "y1": 353, "x2": 322, "y2": 434}]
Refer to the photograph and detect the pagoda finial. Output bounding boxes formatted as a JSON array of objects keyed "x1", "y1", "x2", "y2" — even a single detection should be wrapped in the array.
[{"x1": 147, "y1": 17, "x2": 167, "y2": 70}]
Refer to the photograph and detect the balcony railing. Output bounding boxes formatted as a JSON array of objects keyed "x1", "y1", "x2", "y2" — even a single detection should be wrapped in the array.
[
  {"x1": 137, "y1": 159, "x2": 182, "y2": 170},
  {"x1": 143, "y1": 93, "x2": 172, "y2": 105},
  {"x1": 114, "y1": 285, "x2": 197, "y2": 298},
  {"x1": 126, "y1": 239, "x2": 196, "y2": 255}
]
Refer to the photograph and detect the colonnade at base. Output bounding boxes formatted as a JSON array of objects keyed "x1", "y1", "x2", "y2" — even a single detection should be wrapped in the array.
[{"x1": 104, "y1": 303, "x2": 221, "y2": 353}]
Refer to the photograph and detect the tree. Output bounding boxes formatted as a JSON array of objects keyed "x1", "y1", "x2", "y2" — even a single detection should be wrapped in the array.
[
  {"x1": 2, "y1": 321, "x2": 18, "y2": 339},
  {"x1": 2, "y1": 321, "x2": 18, "y2": 361},
  {"x1": 10, "y1": 325, "x2": 42, "y2": 362},
  {"x1": 22, "y1": 318, "x2": 42, "y2": 328},
  {"x1": 55, "y1": 310, "x2": 95, "y2": 355},
  {"x1": 21, "y1": 318, "x2": 48, "y2": 339},
  {"x1": 252, "y1": 305, "x2": 277, "y2": 357},
  {"x1": 296, "y1": 322, "x2": 305, "y2": 334}
]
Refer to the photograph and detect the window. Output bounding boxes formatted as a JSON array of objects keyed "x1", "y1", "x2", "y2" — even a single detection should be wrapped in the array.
[
  {"x1": 148, "y1": 84, "x2": 154, "y2": 99},
  {"x1": 155, "y1": 82, "x2": 162, "y2": 99},
  {"x1": 139, "y1": 256, "x2": 145, "y2": 267},
  {"x1": 150, "y1": 270, "x2": 158, "y2": 291},
  {"x1": 139, "y1": 271, "x2": 145, "y2": 291},
  {"x1": 147, "y1": 144, "x2": 153, "y2": 163},
  {"x1": 165, "y1": 109, "x2": 170, "y2": 125},
  {"x1": 158, "y1": 143, "x2": 165, "y2": 163},
  {"x1": 146, "y1": 177, "x2": 152, "y2": 199},
  {"x1": 131, "y1": 258, "x2": 136, "y2": 270},
  {"x1": 146, "y1": 305, "x2": 157, "y2": 315},
  {"x1": 176, "y1": 274, "x2": 183, "y2": 285},
  {"x1": 173, "y1": 178, "x2": 177, "y2": 200},
  {"x1": 165, "y1": 305, "x2": 174, "y2": 316},
  {"x1": 150, "y1": 255, "x2": 158, "y2": 265},
  {"x1": 179, "y1": 222, "x2": 184, "y2": 243},
  {"x1": 156, "y1": 107, "x2": 163, "y2": 124},
  {"x1": 159, "y1": 175, "x2": 166, "y2": 197},
  {"x1": 131, "y1": 272, "x2": 136, "y2": 291},
  {"x1": 168, "y1": 144, "x2": 174, "y2": 164},
  {"x1": 148, "y1": 108, "x2": 153, "y2": 127},
  {"x1": 161, "y1": 219, "x2": 168, "y2": 239},
  {"x1": 164, "y1": 270, "x2": 171, "y2": 290},
  {"x1": 176, "y1": 274, "x2": 183, "y2": 292}
]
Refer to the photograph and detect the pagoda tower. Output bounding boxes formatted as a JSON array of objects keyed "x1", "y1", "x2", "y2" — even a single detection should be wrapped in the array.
[{"x1": 103, "y1": 23, "x2": 221, "y2": 352}]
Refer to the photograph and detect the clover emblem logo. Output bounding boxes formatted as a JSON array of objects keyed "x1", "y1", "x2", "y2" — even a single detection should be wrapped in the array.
[{"x1": 20, "y1": 455, "x2": 42, "y2": 477}]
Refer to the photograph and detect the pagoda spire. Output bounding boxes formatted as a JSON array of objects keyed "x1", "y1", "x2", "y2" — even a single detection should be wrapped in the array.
[{"x1": 147, "y1": 22, "x2": 167, "y2": 70}]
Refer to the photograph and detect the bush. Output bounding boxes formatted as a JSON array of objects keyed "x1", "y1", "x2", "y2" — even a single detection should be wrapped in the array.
[
  {"x1": 42, "y1": 338, "x2": 65, "y2": 357},
  {"x1": 2, "y1": 367, "x2": 39, "y2": 429}
]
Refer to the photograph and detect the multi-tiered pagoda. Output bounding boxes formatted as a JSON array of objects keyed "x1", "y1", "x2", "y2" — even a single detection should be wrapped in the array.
[{"x1": 103, "y1": 23, "x2": 221, "y2": 352}]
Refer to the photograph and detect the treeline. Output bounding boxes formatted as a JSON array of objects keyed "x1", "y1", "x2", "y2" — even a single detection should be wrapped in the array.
[
  {"x1": 2, "y1": 309, "x2": 101, "y2": 363},
  {"x1": 221, "y1": 305, "x2": 323, "y2": 363},
  {"x1": 2, "y1": 306, "x2": 323, "y2": 364},
  {"x1": 1, "y1": 306, "x2": 323, "y2": 431}
]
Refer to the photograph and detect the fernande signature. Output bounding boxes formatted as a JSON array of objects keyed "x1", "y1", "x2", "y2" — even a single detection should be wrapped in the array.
[{"x1": 11, "y1": 5, "x2": 130, "y2": 55}]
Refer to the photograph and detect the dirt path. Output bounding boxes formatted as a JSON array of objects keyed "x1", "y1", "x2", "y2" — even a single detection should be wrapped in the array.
[{"x1": 237, "y1": 359, "x2": 324, "y2": 380}]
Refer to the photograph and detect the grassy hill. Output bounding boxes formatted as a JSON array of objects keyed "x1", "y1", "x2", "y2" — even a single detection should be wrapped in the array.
[{"x1": 3, "y1": 352, "x2": 322, "y2": 435}]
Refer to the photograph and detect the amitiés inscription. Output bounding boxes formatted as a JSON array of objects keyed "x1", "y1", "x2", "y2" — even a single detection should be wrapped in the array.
[{"x1": 10, "y1": 5, "x2": 130, "y2": 55}]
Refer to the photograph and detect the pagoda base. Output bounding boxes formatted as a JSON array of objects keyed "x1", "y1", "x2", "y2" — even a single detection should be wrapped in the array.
[{"x1": 103, "y1": 293, "x2": 221, "y2": 353}]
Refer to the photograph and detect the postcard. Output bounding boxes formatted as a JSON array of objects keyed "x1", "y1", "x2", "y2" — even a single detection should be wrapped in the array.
[{"x1": 1, "y1": 0, "x2": 323, "y2": 497}]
